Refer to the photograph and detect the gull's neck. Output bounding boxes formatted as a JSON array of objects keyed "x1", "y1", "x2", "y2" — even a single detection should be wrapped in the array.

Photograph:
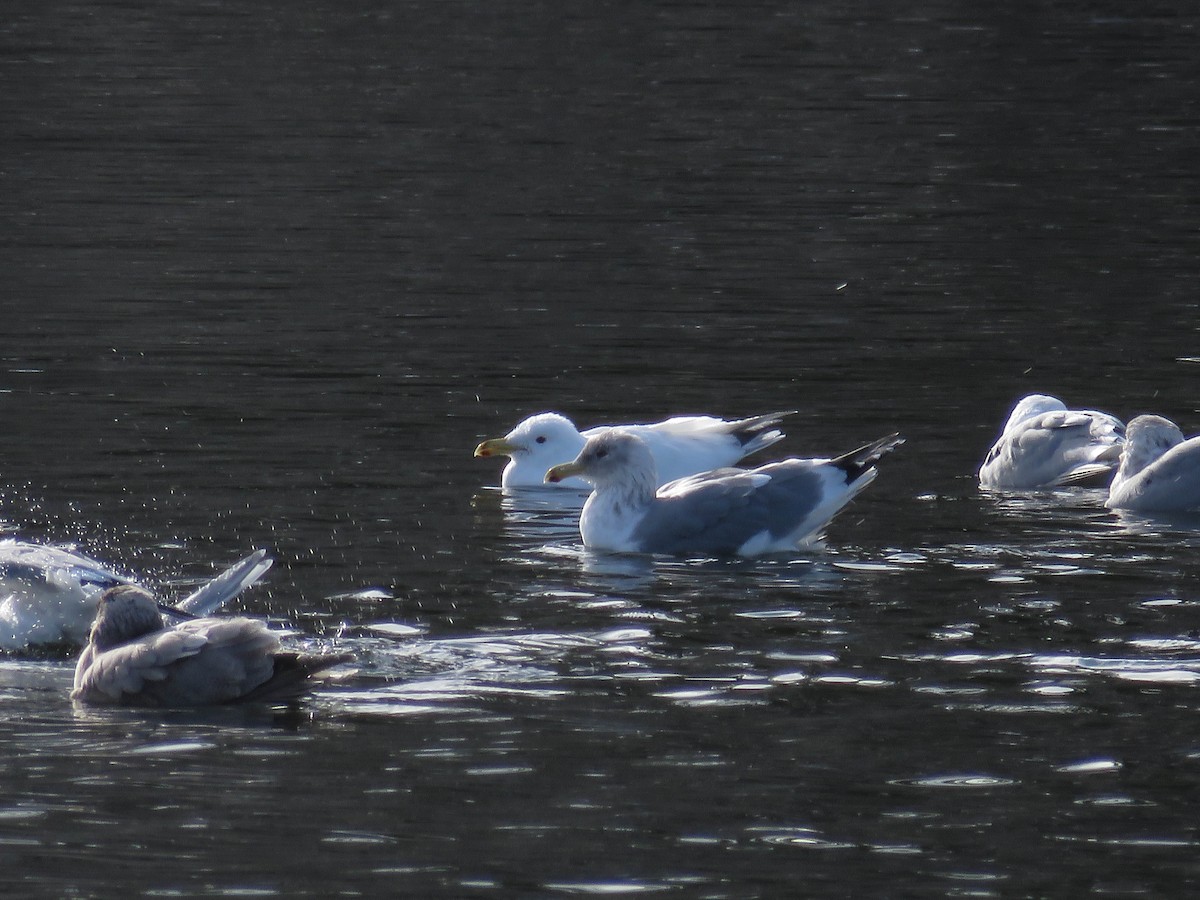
[
  {"x1": 1119, "y1": 434, "x2": 1179, "y2": 481},
  {"x1": 593, "y1": 466, "x2": 656, "y2": 511},
  {"x1": 580, "y1": 467, "x2": 657, "y2": 549}
]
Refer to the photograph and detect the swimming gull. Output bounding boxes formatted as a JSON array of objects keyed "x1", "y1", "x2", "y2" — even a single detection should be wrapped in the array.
[
  {"x1": 978, "y1": 394, "x2": 1124, "y2": 490},
  {"x1": 1106, "y1": 414, "x2": 1200, "y2": 513},
  {"x1": 543, "y1": 430, "x2": 903, "y2": 556},
  {"x1": 0, "y1": 542, "x2": 272, "y2": 652},
  {"x1": 71, "y1": 584, "x2": 350, "y2": 707},
  {"x1": 475, "y1": 410, "x2": 794, "y2": 490}
]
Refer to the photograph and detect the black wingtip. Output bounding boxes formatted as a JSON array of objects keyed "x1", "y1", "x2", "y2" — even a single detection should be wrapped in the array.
[
  {"x1": 830, "y1": 433, "x2": 905, "y2": 482},
  {"x1": 730, "y1": 410, "x2": 800, "y2": 446}
]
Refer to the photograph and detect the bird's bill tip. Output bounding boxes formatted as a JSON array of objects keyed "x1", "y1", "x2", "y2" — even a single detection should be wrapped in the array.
[
  {"x1": 158, "y1": 602, "x2": 199, "y2": 620},
  {"x1": 474, "y1": 437, "x2": 516, "y2": 458},
  {"x1": 544, "y1": 462, "x2": 582, "y2": 484}
]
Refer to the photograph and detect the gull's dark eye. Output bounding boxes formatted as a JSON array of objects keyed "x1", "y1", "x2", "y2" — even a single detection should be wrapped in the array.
[
  {"x1": 595, "y1": 448, "x2": 608, "y2": 459},
  {"x1": 535, "y1": 435, "x2": 547, "y2": 444}
]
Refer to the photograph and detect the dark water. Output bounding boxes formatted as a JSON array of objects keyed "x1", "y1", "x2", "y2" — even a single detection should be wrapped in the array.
[{"x1": 3, "y1": 0, "x2": 1200, "y2": 895}]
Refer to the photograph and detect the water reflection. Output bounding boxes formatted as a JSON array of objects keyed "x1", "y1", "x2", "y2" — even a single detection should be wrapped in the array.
[{"x1": 334, "y1": 626, "x2": 659, "y2": 719}]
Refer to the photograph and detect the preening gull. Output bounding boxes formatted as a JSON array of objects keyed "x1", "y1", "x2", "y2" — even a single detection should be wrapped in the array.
[
  {"x1": 978, "y1": 394, "x2": 1124, "y2": 490},
  {"x1": 544, "y1": 430, "x2": 903, "y2": 556},
  {"x1": 475, "y1": 410, "x2": 794, "y2": 490},
  {"x1": 0, "y1": 542, "x2": 272, "y2": 652},
  {"x1": 72, "y1": 584, "x2": 350, "y2": 707},
  {"x1": 1106, "y1": 415, "x2": 1200, "y2": 513}
]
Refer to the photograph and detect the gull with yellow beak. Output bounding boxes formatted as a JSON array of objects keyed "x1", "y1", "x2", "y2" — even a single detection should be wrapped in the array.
[
  {"x1": 544, "y1": 430, "x2": 903, "y2": 556},
  {"x1": 475, "y1": 410, "x2": 793, "y2": 491}
]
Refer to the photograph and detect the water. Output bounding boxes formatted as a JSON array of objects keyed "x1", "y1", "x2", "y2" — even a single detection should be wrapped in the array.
[{"x1": 3, "y1": 0, "x2": 1200, "y2": 895}]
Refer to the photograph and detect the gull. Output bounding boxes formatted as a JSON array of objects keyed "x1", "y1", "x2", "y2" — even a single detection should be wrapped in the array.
[
  {"x1": 0, "y1": 542, "x2": 272, "y2": 652},
  {"x1": 71, "y1": 584, "x2": 350, "y2": 707},
  {"x1": 543, "y1": 430, "x2": 903, "y2": 556},
  {"x1": 978, "y1": 394, "x2": 1125, "y2": 490},
  {"x1": 1106, "y1": 414, "x2": 1200, "y2": 513},
  {"x1": 474, "y1": 410, "x2": 794, "y2": 490}
]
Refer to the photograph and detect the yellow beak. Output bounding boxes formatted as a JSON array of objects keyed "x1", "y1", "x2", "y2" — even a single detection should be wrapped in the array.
[
  {"x1": 474, "y1": 437, "x2": 519, "y2": 458},
  {"x1": 544, "y1": 461, "x2": 585, "y2": 484}
]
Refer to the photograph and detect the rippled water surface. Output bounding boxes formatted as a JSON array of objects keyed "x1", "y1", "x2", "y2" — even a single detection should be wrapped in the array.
[{"x1": 3, "y1": 1, "x2": 1200, "y2": 895}]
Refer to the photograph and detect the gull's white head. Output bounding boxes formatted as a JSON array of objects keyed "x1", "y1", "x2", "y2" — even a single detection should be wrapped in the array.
[
  {"x1": 1004, "y1": 394, "x2": 1067, "y2": 432},
  {"x1": 545, "y1": 430, "x2": 658, "y2": 497},
  {"x1": 474, "y1": 413, "x2": 589, "y2": 488},
  {"x1": 1118, "y1": 414, "x2": 1186, "y2": 480},
  {"x1": 506, "y1": 413, "x2": 584, "y2": 457},
  {"x1": 87, "y1": 585, "x2": 164, "y2": 651}
]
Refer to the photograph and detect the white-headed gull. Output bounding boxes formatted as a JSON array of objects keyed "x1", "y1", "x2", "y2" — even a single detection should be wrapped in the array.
[
  {"x1": 978, "y1": 394, "x2": 1124, "y2": 490},
  {"x1": 544, "y1": 430, "x2": 903, "y2": 556},
  {"x1": 475, "y1": 410, "x2": 794, "y2": 490}
]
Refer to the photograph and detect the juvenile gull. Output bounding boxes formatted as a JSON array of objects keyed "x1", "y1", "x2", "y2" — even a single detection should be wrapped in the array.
[
  {"x1": 1106, "y1": 414, "x2": 1200, "y2": 513},
  {"x1": 978, "y1": 394, "x2": 1124, "y2": 490},
  {"x1": 72, "y1": 584, "x2": 350, "y2": 707},
  {"x1": 544, "y1": 430, "x2": 903, "y2": 556},
  {"x1": 0, "y1": 542, "x2": 272, "y2": 652},
  {"x1": 475, "y1": 410, "x2": 793, "y2": 490}
]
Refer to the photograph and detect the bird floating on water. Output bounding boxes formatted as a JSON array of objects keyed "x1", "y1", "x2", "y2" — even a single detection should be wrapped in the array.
[
  {"x1": 1105, "y1": 414, "x2": 1200, "y2": 513},
  {"x1": 544, "y1": 430, "x2": 903, "y2": 556},
  {"x1": 0, "y1": 542, "x2": 272, "y2": 653},
  {"x1": 978, "y1": 394, "x2": 1124, "y2": 490},
  {"x1": 475, "y1": 410, "x2": 794, "y2": 490},
  {"x1": 71, "y1": 584, "x2": 350, "y2": 707}
]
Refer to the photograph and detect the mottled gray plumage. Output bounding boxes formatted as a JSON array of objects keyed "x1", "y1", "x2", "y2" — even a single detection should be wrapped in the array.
[
  {"x1": 1106, "y1": 414, "x2": 1200, "y2": 512},
  {"x1": 72, "y1": 585, "x2": 349, "y2": 707}
]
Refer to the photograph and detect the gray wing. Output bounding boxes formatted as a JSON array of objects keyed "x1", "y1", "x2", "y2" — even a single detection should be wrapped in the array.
[
  {"x1": 633, "y1": 462, "x2": 834, "y2": 555},
  {"x1": 0, "y1": 540, "x2": 133, "y2": 592},
  {"x1": 72, "y1": 618, "x2": 279, "y2": 707},
  {"x1": 173, "y1": 550, "x2": 273, "y2": 616}
]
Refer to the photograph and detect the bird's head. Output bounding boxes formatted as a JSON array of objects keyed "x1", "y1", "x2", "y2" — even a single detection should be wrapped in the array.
[
  {"x1": 475, "y1": 413, "x2": 583, "y2": 462},
  {"x1": 545, "y1": 429, "x2": 657, "y2": 493},
  {"x1": 88, "y1": 585, "x2": 165, "y2": 651},
  {"x1": 1005, "y1": 394, "x2": 1067, "y2": 431},
  {"x1": 1119, "y1": 414, "x2": 1185, "y2": 479}
]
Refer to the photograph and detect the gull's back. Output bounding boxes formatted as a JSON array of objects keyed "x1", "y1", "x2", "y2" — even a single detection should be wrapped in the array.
[
  {"x1": 634, "y1": 458, "x2": 870, "y2": 556},
  {"x1": 73, "y1": 616, "x2": 281, "y2": 706},
  {"x1": 980, "y1": 407, "x2": 1124, "y2": 489}
]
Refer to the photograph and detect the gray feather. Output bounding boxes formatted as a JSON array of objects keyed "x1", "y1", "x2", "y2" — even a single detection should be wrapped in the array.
[
  {"x1": 72, "y1": 585, "x2": 347, "y2": 707},
  {"x1": 633, "y1": 462, "x2": 831, "y2": 555}
]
